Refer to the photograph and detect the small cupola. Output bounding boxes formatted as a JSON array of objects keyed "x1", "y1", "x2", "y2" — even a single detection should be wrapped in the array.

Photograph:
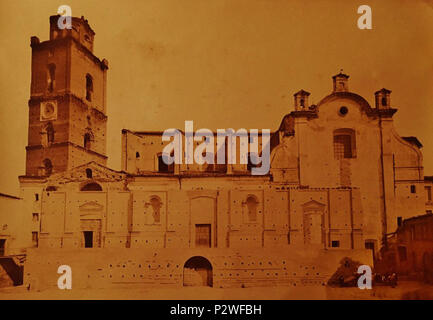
[
  {"x1": 375, "y1": 88, "x2": 392, "y2": 109},
  {"x1": 332, "y1": 72, "x2": 349, "y2": 92},
  {"x1": 294, "y1": 89, "x2": 310, "y2": 111}
]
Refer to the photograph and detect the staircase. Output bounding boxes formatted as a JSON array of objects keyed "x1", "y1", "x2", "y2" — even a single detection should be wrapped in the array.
[{"x1": 0, "y1": 255, "x2": 25, "y2": 287}]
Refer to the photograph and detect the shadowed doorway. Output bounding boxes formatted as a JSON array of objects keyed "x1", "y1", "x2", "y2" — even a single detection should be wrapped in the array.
[{"x1": 183, "y1": 256, "x2": 213, "y2": 287}]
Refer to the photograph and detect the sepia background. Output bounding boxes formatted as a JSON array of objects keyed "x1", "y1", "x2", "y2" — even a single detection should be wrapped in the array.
[{"x1": 0, "y1": 0, "x2": 432, "y2": 195}]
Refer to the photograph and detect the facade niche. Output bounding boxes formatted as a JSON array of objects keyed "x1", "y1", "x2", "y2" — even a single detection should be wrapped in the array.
[
  {"x1": 245, "y1": 195, "x2": 259, "y2": 222},
  {"x1": 84, "y1": 132, "x2": 93, "y2": 150},
  {"x1": 149, "y1": 196, "x2": 162, "y2": 223},
  {"x1": 41, "y1": 122, "x2": 55, "y2": 147}
]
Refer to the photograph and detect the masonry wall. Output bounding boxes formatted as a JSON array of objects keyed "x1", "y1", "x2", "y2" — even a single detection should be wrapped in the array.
[
  {"x1": 24, "y1": 247, "x2": 372, "y2": 291},
  {"x1": 0, "y1": 196, "x2": 29, "y2": 256},
  {"x1": 121, "y1": 130, "x2": 266, "y2": 174},
  {"x1": 28, "y1": 168, "x2": 365, "y2": 253}
]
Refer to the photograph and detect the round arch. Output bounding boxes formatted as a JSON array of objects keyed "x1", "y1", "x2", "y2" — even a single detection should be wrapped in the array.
[
  {"x1": 183, "y1": 256, "x2": 213, "y2": 287},
  {"x1": 80, "y1": 182, "x2": 103, "y2": 191}
]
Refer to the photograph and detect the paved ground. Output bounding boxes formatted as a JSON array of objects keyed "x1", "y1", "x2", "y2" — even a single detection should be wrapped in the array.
[{"x1": 0, "y1": 281, "x2": 432, "y2": 300}]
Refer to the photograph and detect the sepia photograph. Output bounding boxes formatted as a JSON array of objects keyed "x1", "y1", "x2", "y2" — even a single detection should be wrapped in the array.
[{"x1": 0, "y1": 0, "x2": 433, "y2": 306}]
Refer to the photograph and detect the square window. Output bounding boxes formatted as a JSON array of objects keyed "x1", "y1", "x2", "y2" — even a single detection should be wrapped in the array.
[{"x1": 331, "y1": 240, "x2": 340, "y2": 248}]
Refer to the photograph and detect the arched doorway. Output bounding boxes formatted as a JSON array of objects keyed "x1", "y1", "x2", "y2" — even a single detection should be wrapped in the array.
[{"x1": 183, "y1": 256, "x2": 213, "y2": 287}]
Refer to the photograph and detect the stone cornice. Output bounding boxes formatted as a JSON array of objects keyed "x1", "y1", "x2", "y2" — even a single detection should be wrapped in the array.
[
  {"x1": 31, "y1": 36, "x2": 108, "y2": 71},
  {"x1": 26, "y1": 141, "x2": 107, "y2": 159},
  {"x1": 29, "y1": 93, "x2": 107, "y2": 121}
]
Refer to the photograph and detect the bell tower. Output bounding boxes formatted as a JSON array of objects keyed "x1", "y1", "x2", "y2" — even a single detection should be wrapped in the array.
[{"x1": 26, "y1": 15, "x2": 109, "y2": 176}]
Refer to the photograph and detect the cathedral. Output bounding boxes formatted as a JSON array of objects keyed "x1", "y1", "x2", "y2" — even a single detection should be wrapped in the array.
[{"x1": 1, "y1": 15, "x2": 430, "y2": 290}]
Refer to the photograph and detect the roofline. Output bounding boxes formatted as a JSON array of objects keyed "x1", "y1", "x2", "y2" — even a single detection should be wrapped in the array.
[
  {"x1": 402, "y1": 213, "x2": 433, "y2": 224},
  {"x1": 0, "y1": 192, "x2": 21, "y2": 200},
  {"x1": 402, "y1": 136, "x2": 423, "y2": 149},
  {"x1": 122, "y1": 129, "x2": 276, "y2": 136}
]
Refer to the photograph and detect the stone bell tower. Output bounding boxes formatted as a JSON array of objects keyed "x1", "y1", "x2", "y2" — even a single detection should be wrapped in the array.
[{"x1": 26, "y1": 15, "x2": 109, "y2": 176}]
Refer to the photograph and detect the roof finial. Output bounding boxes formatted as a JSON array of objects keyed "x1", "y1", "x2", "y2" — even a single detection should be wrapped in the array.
[{"x1": 340, "y1": 68, "x2": 344, "y2": 74}]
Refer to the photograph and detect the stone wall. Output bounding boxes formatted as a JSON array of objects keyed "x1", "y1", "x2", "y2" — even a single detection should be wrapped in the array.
[{"x1": 24, "y1": 247, "x2": 372, "y2": 291}]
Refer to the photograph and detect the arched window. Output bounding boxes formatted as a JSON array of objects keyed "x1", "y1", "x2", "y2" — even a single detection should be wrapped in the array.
[
  {"x1": 381, "y1": 97, "x2": 387, "y2": 106},
  {"x1": 333, "y1": 129, "x2": 356, "y2": 159},
  {"x1": 80, "y1": 182, "x2": 102, "y2": 191},
  {"x1": 42, "y1": 158, "x2": 53, "y2": 176},
  {"x1": 47, "y1": 64, "x2": 56, "y2": 93},
  {"x1": 246, "y1": 195, "x2": 258, "y2": 222},
  {"x1": 136, "y1": 152, "x2": 140, "y2": 158},
  {"x1": 84, "y1": 132, "x2": 92, "y2": 150},
  {"x1": 86, "y1": 74, "x2": 93, "y2": 102},
  {"x1": 149, "y1": 196, "x2": 162, "y2": 223},
  {"x1": 46, "y1": 122, "x2": 54, "y2": 144}
]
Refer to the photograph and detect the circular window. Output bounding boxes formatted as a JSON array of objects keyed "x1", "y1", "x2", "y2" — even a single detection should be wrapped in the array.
[{"x1": 339, "y1": 106, "x2": 348, "y2": 116}]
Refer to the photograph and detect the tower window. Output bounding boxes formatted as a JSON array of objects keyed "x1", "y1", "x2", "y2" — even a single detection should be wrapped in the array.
[
  {"x1": 42, "y1": 158, "x2": 53, "y2": 176},
  {"x1": 136, "y1": 152, "x2": 140, "y2": 158},
  {"x1": 86, "y1": 74, "x2": 93, "y2": 102},
  {"x1": 46, "y1": 122, "x2": 54, "y2": 144},
  {"x1": 84, "y1": 133, "x2": 92, "y2": 150},
  {"x1": 47, "y1": 64, "x2": 56, "y2": 93},
  {"x1": 381, "y1": 97, "x2": 387, "y2": 106},
  {"x1": 333, "y1": 129, "x2": 356, "y2": 159}
]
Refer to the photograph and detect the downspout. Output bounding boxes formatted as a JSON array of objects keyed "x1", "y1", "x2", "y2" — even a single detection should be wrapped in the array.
[
  {"x1": 125, "y1": 132, "x2": 128, "y2": 173},
  {"x1": 378, "y1": 116, "x2": 388, "y2": 248}
]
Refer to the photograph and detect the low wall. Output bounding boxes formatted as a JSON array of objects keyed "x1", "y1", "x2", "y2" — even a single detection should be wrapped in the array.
[{"x1": 24, "y1": 247, "x2": 373, "y2": 291}]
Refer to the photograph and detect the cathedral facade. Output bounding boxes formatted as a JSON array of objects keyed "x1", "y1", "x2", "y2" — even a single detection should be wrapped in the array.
[{"x1": 2, "y1": 15, "x2": 429, "y2": 290}]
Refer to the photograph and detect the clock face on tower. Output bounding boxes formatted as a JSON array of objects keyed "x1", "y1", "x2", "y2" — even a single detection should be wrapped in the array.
[{"x1": 40, "y1": 100, "x2": 58, "y2": 121}]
